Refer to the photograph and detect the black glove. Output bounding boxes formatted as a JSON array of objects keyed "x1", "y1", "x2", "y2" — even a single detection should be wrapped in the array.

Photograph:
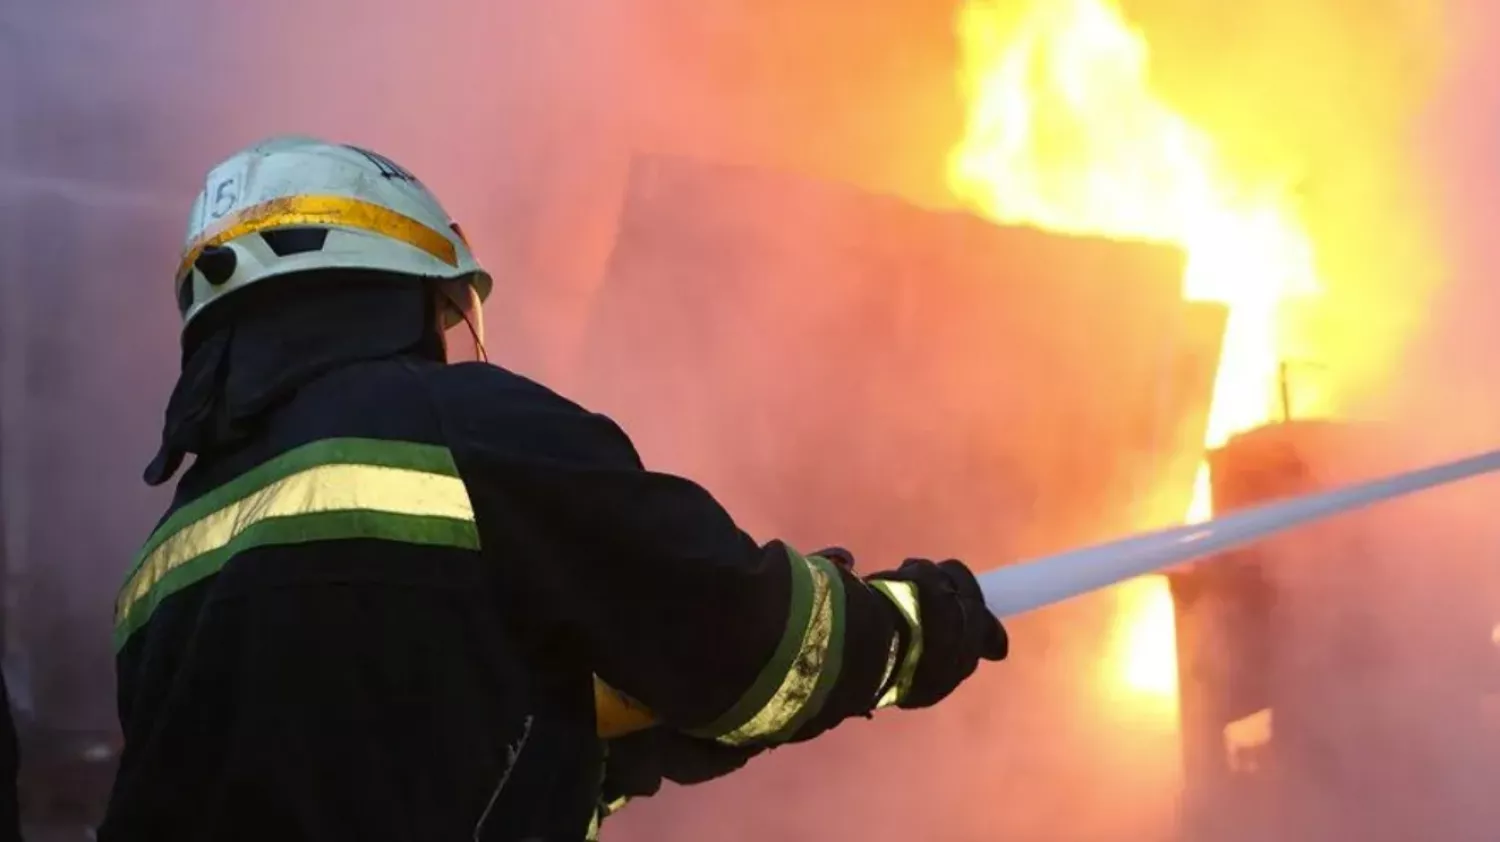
[
  {"x1": 812, "y1": 546, "x2": 856, "y2": 571},
  {"x1": 600, "y1": 727, "x2": 764, "y2": 804},
  {"x1": 866, "y1": 558, "x2": 1007, "y2": 709}
]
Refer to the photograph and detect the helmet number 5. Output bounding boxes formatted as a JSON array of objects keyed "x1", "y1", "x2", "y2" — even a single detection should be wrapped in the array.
[
  {"x1": 209, "y1": 177, "x2": 240, "y2": 220},
  {"x1": 199, "y1": 158, "x2": 250, "y2": 231}
]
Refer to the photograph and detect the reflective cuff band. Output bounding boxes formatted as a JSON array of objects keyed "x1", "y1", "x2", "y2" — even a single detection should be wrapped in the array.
[
  {"x1": 876, "y1": 633, "x2": 901, "y2": 703},
  {"x1": 693, "y1": 548, "x2": 847, "y2": 746},
  {"x1": 869, "y1": 579, "x2": 923, "y2": 709}
]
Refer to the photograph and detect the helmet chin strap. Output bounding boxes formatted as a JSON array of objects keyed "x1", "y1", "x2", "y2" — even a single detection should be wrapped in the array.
[
  {"x1": 437, "y1": 282, "x2": 488, "y2": 363},
  {"x1": 461, "y1": 309, "x2": 488, "y2": 363}
]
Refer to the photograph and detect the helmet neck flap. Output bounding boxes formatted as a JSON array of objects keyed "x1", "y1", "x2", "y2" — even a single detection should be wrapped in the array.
[{"x1": 144, "y1": 271, "x2": 443, "y2": 487}]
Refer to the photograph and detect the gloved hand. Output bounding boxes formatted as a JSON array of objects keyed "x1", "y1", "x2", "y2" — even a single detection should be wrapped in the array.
[
  {"x1": 813, "y1": 546, "x2": 856, "y2": 571},
  {"x1": 600, "y1": 727, "x2": 765, "y2": 804},
  {"x1": 866, "y1": 558, "x2": 1008, "y2": 709}
]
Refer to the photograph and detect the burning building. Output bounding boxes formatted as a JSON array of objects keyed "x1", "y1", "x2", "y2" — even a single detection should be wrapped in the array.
[
  {"x1": 0, "y1": 0, "x2": 1459, "y2": 837},
  {"x1": 1172, "y1": 420, "x2": 1500, "y2": 842}
]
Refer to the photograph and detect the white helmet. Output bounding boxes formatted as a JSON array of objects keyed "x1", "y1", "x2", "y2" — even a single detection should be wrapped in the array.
[{"x1": 175, "y1": 135, "x2": 491, "y2": 329}]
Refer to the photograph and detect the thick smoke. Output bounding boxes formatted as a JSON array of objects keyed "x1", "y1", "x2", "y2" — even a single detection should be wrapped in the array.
[
  {"x1": 1342, "y1": 7, "x2": 1500, "y2": 834},
  {"x1": 1384, "y1": 0, "x2": 1500, "y2": 452},
  {"x1": 0, "y1": 0, "x2": 1490, "y2": 839}
]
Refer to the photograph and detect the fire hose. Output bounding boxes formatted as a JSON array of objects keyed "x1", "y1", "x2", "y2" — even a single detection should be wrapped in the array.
[{"x1": 594, "y1": 446, "x2": 1500, "y2": 738}]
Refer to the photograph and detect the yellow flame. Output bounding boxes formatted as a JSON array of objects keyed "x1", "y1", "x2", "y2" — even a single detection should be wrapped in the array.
[
  {"x1": 948, "y1": 0, "x2": 1331, "y2": 698},
  {"x1": 1114, "y1": 575, "x2": 1178, "y2": 699}
]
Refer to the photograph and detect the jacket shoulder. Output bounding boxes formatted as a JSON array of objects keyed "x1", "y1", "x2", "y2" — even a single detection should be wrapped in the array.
[
  {"x1": 425, "y1": 364, "x2": 644, "y2": 470},
  {"x1": 429, "y1": 363, "x2": 588, "y2": 411}
]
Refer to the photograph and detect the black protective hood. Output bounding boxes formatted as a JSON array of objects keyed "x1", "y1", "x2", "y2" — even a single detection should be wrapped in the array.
[{"x1": 144, "y1": 270, "x2": 444, "y2": 486}]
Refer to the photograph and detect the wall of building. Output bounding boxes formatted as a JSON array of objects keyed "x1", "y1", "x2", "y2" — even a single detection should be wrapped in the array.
[{"x1": 1173, "y1": 421, "x2": 1500, "y2": 842}]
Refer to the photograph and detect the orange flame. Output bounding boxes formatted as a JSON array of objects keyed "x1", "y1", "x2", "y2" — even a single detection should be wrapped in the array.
[{"x1": 947, "y1": 0, "x2": 1333, "y2": 702}]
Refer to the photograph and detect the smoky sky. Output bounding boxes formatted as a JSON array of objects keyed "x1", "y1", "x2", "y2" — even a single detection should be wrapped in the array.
[{"x1": 3, "y1": 0, "x2": 1498, "y2": 839}]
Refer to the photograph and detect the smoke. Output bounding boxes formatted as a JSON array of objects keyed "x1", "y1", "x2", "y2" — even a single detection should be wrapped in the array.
[
  {"x1": 0, "y1": 0, "x2": 1016, "y2": 833},
  {"x1": 1377, "y1": 0, "x2": 1500, "y2": 452},
  {"x1": 1146, "y1": 3, "x2": 1500, "y2": 840},
  {"x1": 1167, "y1": 422, "x2": 1500, "y2": 842},
  {"x1": 1310, "y1": 9, "x2": 1500, "y2": 834},
  {"x1": 1, "y1": 0, "x2": 1491, "y2": 840},
  {"x1": 0, "y1": 0, "x2": 953, "y2": 704}
]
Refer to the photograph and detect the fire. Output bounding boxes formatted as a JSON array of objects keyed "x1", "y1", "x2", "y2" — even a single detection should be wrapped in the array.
[
  {"x1": 947, "y1": 0, "x2": 1328, "y2": 699},
  {"x1": 1114, "y1": 574, "x2": 1178, "y2": 697}
]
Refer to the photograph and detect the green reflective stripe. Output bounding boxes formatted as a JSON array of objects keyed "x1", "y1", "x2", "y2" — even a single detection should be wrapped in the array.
[
  {"x1": 113, "y1": 510, "x2": 478, "y2": 650},
  {"x1": 114, "y1": 438, "x2": 478, "y2": 651},
  {"x1": 767, "y1": 552, "x2": 847, "y2": 740},
  {"x1": 126, "y1": 437, "x2": 461, "y2": 585},
  {"x1": 870, "y1": 579, "x2": 923, "y2": 709},
  {"x1": 714, "y1": 548, "x2": 831, "y2": 744},
  {"x1": 701, "y1": 548, "x2": 848, "y2": 746},
  {"x1": 692, "y1": 545, "x2": 815, "y2": 740}
]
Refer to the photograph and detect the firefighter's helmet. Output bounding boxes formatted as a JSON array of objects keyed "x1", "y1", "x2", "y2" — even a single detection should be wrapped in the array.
[{"x1": 174, "y1": 135, "x2": 491, "y2": 330}]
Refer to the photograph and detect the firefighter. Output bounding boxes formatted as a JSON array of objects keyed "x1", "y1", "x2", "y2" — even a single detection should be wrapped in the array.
[{"x1": 100, "y1": 136, "x2": 1007, "y2": 841}]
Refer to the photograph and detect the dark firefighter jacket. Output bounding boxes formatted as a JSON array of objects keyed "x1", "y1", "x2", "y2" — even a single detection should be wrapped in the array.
[
  {"x1": 101, "y1": 279, "x2": 913, "y2": 842},
  {"x1": 0, "y1": 665, "x2": 19, "y2": 842}
]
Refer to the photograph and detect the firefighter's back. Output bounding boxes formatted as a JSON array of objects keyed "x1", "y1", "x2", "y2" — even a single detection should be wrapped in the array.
[{"x1": 102, "y1": 357, "x2": 599, "y2": 842}]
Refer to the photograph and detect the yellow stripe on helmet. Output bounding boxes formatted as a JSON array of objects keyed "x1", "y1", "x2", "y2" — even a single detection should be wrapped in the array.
[{"x1": 177, "y1": 193, "x2": 459, "y2": 280}]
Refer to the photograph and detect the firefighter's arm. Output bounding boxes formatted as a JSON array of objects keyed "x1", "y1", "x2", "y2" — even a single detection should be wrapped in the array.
[
  {"x1": 444, "y1": 369, "x2": 1004, "y2": 747},
  {"x1": 516, "y1": 459, "x2": 913, "y2": 746},
  {"x1": 593, "y1": 548, "x2": 863, "y2": 738}
]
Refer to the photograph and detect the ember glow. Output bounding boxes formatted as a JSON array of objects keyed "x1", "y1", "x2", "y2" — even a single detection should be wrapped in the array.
[{"x1": 947, "y1": 0, "x2": 1336, "y2": 702}]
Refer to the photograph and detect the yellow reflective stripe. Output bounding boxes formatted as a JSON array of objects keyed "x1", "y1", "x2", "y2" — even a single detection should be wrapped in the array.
[
  {"x1": 586, "y1": 794, "x2": 628, "y2": 840},
  {"x1": 715, "y1": 552, "x2": 840, "y2": 746},
  {"x1": 117, "y1": 463, "x2": 475, "y2": 629},
  {"x1": 870, "y1": 579, "x2": 923, "y2": 709},
  {"x1": 877, "y1": 633, "x2": 901, "y2": 702},
  {"x1": 177, "y1": 193, "x2": 458, "y2": 279}
]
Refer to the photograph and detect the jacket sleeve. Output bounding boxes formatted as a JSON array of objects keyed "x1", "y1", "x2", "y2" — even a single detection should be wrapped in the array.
[{"x1": 438, "y1": 366, "x2": 914, "y2": 747}]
